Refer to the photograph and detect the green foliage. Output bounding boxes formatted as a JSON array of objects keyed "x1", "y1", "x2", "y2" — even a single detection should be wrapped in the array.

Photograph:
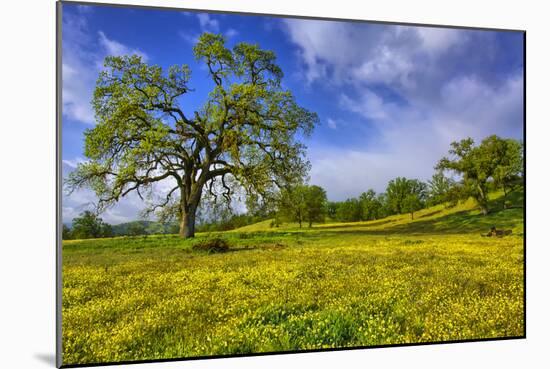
[
  {"x1": 279, "y1": 184, "x2": 327, "y2": 227},
  {"x1": 359, "y1": 189, "x2": 385, "y2": 220},
  {"x1": 279, "y1": 185, "x2": 307, "y2": 227},
  {"x1": 327, "y1": 202, "x2": 338, "y2": 219},
  {"x1": 328, "y1": 191, "x2": 387, "y2": 223},
  {"x1": 69, "y1": 211, "x2": 113, "y2": 240},
  {"x1": 197, "y1": 213, "x2": 271, "y2": 232},
  {"x1": 192, "y1": 237, "x2": 230, "y2": 253},
  {"x1": 437, "y1": 135, "x2": 523, "y2": 215},
  {"x1": 385, "y1": 177, "x2": 427, "y2": 215},
  {"x1": 492, "y1": 139, "x2": 524, "y2": 208},
  {"x1": 126, "y1": 222, "x2": 147, "y2": 236},
  {"x1": 427, "y1": 171, "x2": 455, "y2": 206},
  {"x1": 335, "y1": 198, "x2": 363, "y2": 222},
  {"x1": 304, "y1": 185, "x2": 328, "y2": 227},
  {"x1": 402, "y1": 194, "x2": 423, "y2": 219},
  {"x1": 66, "y1": 33, "x2": 318, "y2": 238},
  {"x1": 62, "y1": 224, "x2": 72, "y2": 240},
  {"x1": 110, "y1": 221, "x2": 177, "y2": 236}
]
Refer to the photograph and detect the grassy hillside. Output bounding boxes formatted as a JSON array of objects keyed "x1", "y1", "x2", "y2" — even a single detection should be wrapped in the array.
[
  {"x1": 62, "y1": 191, "x2": 524, "y2": 365},
  {"x1": 234, "y1": 190, "x2": 523, "y2": 235}
]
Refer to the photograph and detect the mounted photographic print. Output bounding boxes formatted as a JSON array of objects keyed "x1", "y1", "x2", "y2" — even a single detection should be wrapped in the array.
[{"x1": 57, "y1": 1, "x2": 525, "y2": 367}]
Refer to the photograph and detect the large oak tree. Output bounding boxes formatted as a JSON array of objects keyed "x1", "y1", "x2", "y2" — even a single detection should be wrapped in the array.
[{"x1": 67, "y1": 33, "x2": 318, "y2": 238}]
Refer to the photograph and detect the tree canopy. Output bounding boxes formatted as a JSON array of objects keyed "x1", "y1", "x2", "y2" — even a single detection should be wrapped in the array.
[
  {"x1": 67, "y1": 211, "x2": 113, "y2": 240},
  {"x1": 436, "y1": 135, "x2": 523, "y2": 214},
  {"x1": 67, "y1": 33, "x2": 318, "y2": 238},
  {"x1": 303, "y1": 185, "x2": 328, "y2": 227},
  {"x1": 427, "y1": 171, "x2": 456, "y2": 206},
  {"x1": 279, "y1": 184, "x2": 327, "y2": 227},
  {"x1": 385, "y1": 177, "x2": 427, "y2": 215},
  {"x1": 359, "y1": 189, "x2": 384, "y2": 221}
]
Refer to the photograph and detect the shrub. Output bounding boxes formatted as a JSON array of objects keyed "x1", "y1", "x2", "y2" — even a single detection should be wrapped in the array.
[
  {"x1": 192, "y1": 237, "x2": 230, "y2": 253},
  {"x1": 237, "y1": 233, "x2": 252, "y2": 239}
]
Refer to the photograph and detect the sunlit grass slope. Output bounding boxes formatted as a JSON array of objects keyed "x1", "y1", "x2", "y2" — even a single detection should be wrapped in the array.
[
  {"x1": 234, "y1": 190, "x2": 524, "y2": 235},
  {"x1": 62, "y1": 191, "x2": 524, "y2": 365}
]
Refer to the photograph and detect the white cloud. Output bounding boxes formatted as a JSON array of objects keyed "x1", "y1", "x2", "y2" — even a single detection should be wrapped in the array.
[
  {"x1": 351, "y1": 46, "x2": 415, "y2": 88},
  {"x1": 309, "y1": 147, "x2": 435, "y2": 200},
  {"x1": 61, "y1": 160, "x2": 143, "y2": 224},
  {"x1": 178, "y1": 30, "x2": 199, "y2": 45},
  {"x1": 326, "y1": 118, "x2": 338, "y2": 130},
  {"x1": 434, "y1": 73, "x2": 524, "y2": 139},
  {"x1": 180, "y1": 14, "x2": 237, "y2": 45},
  {"x1": 98, "y1": 31, "x2": 148, "y2": 61},
  {"x1": 282, "y1": 18, "x2": 522, "y2": 200},
  {"x1": 282, "y1": 19, "x2": 466, "y2": 90},
  {"x1": 416, "y1": 27, "x2": 465, "y2": 54},
  {"x1": 282, "y1": 19, "x2": 357, "y2": 83},
  {"x1": 62, "y1": 61, "x2": 95, "y2": 124},
  {"x1": 62, "y1": 157, "x2": 87, "y2": 169},
  {"x1": 63, "y1": 187, "x2": 146, "y2": 225},
  {"x1": 62, "y1": 11, "x2": 148, "y2": 125},
  {"x1": 197, "y1": 13, "x2": 220, "y2": 33},
  {"x1": 340, "y1": 89, "x2": 398, "y2": 122},
  {"x1": 62, "y1": 11, "x2": 96, "y2": 124},
  {"x1": 62, "y1": 160, "x2": 183, "y2": 225},
  {"x1": 310, "y1": 73, "x2": 523, "y2": 200},
  {"x1": 225, "y1": 28, "x2": 239, "y2": 38}
]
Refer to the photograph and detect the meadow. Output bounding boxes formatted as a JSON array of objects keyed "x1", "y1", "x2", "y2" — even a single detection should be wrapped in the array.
[{"x1": 62, "y1": 192, "x2": 524, "y2": 365}]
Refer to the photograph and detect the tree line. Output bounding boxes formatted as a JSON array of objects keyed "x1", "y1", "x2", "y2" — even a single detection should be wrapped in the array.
[
  {"x1": 63, "y1": 134, "x2": 523, "y2": 239},
  {"x1": 274, "y1": 135, "x2": 523, "y2": 227}
]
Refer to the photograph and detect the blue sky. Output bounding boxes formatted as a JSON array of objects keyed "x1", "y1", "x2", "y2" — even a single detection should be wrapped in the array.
[{"x1": 61, "y1": 3, "x2": 524, "y2": 224}]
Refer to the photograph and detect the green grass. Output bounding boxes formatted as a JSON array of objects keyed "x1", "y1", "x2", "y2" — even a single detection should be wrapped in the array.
[{"x1": 61, "y1": 192, "x2": 524, "y2": 365}]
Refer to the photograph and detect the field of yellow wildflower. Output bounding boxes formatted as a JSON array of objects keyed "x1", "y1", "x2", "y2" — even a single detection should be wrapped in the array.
[{"x1": 61, "y1": 196, "x2": 524, "y2": 365}]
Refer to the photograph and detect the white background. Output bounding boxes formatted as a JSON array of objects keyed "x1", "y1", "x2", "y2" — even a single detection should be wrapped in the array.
[{"x1": 0, "y1": 0, "x2": 548, "y2": 368}]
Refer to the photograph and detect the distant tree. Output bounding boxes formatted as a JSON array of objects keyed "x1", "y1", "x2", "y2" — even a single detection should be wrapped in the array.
[
  {"x1": 402, "y1": 193, "x2": 423, "y2": 220},
  {"x1": 279, "y1": 185, "x2": 308, "y2": 228},
  {"x1": 327, "y1": 202, "x2": 338, "y2": 219},
  {"x1": 102, "y1": 223, "x2": 114, "y2": 238},
  {"x1": 427, "y1": 171, "x2": 455, "y2": 206},
  {"x1": 71, "y1": 211, "x2": 112, "y2": 239},
  {"x1": 493, "y1": 139, "x2": 524, "y2": 208},
  {"x1": 386, "y1": 177, "x2": 427, "y2": 215},
  {"x1": 304, "y1": 185, "x2": 327, "y2": 227},
  {"x1": 127, "y1": 222, "x2": 147, "y2": 236},
  {"x1": 436, "y1": 135, "x2": 522, "y2": 215},
  {"x1": 167, "y1": 222, "x2": 180, "y2": 234},
  {"x1": 359, "y1": 189, "x2": 384, "y2": 220},
  {"x1": 245, "y1": 192, "x2": 278, "y2": 220},
  {"x1": 386, "y1": 177, "x2": 409, "y2": 214},
  {"x1": 62, "y1": 224, "x2": 72, "y2": 240},
  {"x1": 66, "y1": 33, "x2": 318, "y2": 238},
  {"x1": 336, "y1": 198, "x2": 363, "y2": 222},
  {"x1": 146, "y1": 222, "x2": 166, "y2": 235},
  {"x1": 279, "y1": 184, "x2": 327, "y2": 227},
  {"x1": 376, "y1": 193, "x2": 391, "y2": 219}
]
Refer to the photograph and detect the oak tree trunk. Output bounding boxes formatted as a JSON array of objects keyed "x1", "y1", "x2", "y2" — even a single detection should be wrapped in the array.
[
  {"x1": 179, "y1": 204, "x2": 198, "y2": 238},
  {"x1": 179, "y1": 196, "x2": 200, "y2": 238},
  {"x1": 476, "y1": 183, "x2": 489, "y2": 216}
]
